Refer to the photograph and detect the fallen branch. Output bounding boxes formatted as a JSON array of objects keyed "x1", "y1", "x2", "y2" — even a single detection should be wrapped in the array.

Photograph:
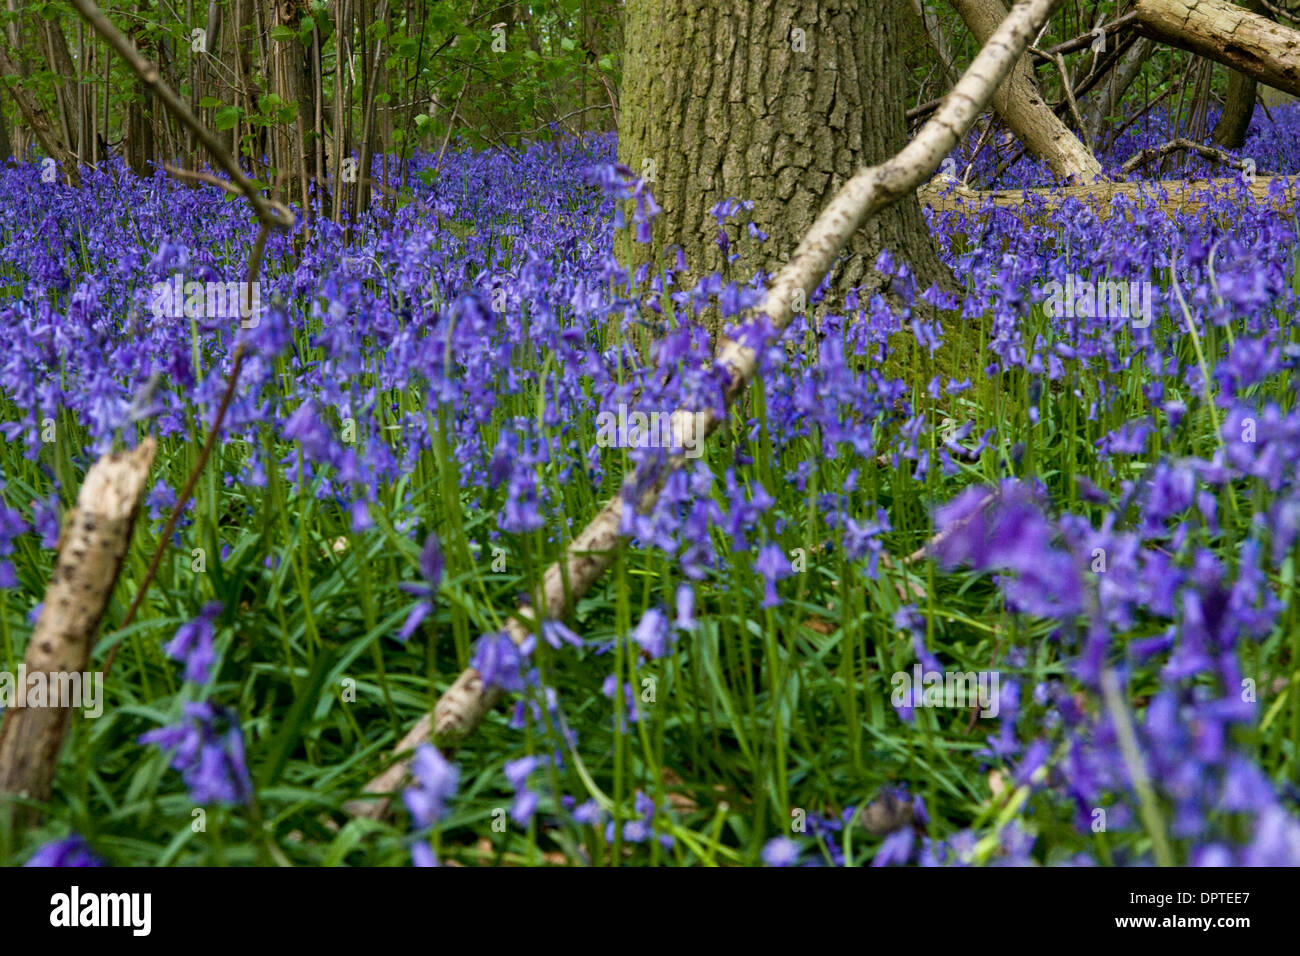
[
  {"x1": 1118, "y1": 137, "x2": 1263, "y2": 175},
  {"x1": 350, "y1": 0, "x2": 1067, "y2": 819},
  {"x1": 1134, "y1": 0, "x2": 1300, "y2": 97},
  {"x1": 953, "y1": 0, "x2": 1104, "y2": 181},
  {"x1": 918, "y1": 173, "x2": 1299, "y2": 219},
  {"x1": 0, "y1": 440, "x2": 156, "y2": 825}
]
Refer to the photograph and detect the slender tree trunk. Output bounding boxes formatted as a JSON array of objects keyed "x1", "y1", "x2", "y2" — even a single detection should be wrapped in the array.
[
  {"x1": 0, "y1": 42, "x2": 81, "y2": 184},
  {"x1": 3, "y1": 0, "x2": 32, "y2": 159},
  {"x1": 0, "y1": 100, "x2": 12, "y2": 162},
  {"x1": 42, "y1": 20, "x2": 80, "y2": 159},
  {"x1": 1084, "y1": 37, "x2": 1153, "y2": 148},
  {"x1": 618, "y1": 0, "x2": 950, "y2": 302},
  {"x1": 123, "y1": 4, "x2": 156, "y2": 175},
  {"x1": 273, "y1": 0, "x2": 317, "y2": 212},
  {"x1": 1212, "y1": 0, "x2": 1266, "y2": 148},
  {"x1": 354, "y1": 0, "x2": 389, "y2": 225}
]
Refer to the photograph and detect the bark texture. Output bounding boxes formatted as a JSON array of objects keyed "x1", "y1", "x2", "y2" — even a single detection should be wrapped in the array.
[
  {"x1": 0, "y1": 439, "x2": 155, "y2": 823},
  {"x1": 617, "y1": 0, "x2": 948, "y2": 296},
  {"x1": 952, "y1": 0, "x2": 1104, "y2": 181},
  {"x1": 1134, "y1": 0, "x2": 1300, "y2": 96}
]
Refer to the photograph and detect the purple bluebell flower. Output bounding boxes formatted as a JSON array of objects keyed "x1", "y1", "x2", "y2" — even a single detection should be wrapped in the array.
[
  {"x1": 25, "y1": 834, "x2": 103, "y2": 867},
  {"x1": 396, "y1": 533, "x2": 444, "y2": 642},
  {"x1": 762, "y1": 837, "x2": 801, "y2": 867},
  {"x1": 164, "y1": 602, "x2": 223, "y2": 684},
  {"x1": 404, "y1": 743, "x2": 458, "y2": 829},
  {"x1": 471, "y1": 631, "x2": 528, "y2": 692},
  {"x1": 139, "y1": 702, "x2": 252, "y2": 805},
  {"x1": 632, "y1": 607, "x2": 673, "y2": 659}
]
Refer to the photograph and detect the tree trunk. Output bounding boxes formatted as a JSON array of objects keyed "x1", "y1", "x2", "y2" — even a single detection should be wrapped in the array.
[
  {"x1": 42, "y1": 19, "x2": 81, "y2": 166},
  {"x1": 123, "y1": 6, "x2": 156, "y2": 176},
  {"x1": 273, "y1": 0, "x2": 318, "y2": 212},
  {"x1": 1211, "y1": 0, "x2": 1265, "y2": 148},
  {"x1": 0, "y1": 41, "x2": 81, "y2": 184},
  {"x1": 618, "y1": 0, "x2": 949, "y2": 301},
  {"x1": 1084, "y1": 37, "x2": 1153, "y2": 148},
  {"x1": 952, "y1": 0, "x2": 1103, "y2": 181},
  {"x1": 1134, "y1": 0, "x2": 1300, "y2": 97}
]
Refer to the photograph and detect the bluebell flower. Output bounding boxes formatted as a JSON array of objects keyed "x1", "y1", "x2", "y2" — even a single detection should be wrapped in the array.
[{"x1": 25, "y1": 834, "x2": 103, "y2": 867}]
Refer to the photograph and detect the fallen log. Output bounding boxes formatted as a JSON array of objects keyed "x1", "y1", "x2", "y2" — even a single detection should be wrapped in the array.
[
  {"x1": 917, "y1": 173, "x2": 1300, "y2": 218},
  {"x1": 1134, "y1": 0, "x2": 1300, "y2": 97}
]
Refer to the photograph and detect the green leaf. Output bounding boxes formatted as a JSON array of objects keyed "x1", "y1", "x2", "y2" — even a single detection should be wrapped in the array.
[
  {"x1": 214, "y1": 106, "x2": 241, "y2": 131},
  {"x1": 256, "y1": 648, "x2": 338, "y2": 789}
]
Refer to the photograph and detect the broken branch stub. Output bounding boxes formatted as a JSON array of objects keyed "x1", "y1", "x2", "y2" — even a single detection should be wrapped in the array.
[{"x1": 0, "y1": 439, "x2": 155, "y2": 823}]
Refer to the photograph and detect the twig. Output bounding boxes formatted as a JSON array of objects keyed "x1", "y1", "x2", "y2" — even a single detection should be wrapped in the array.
[
  {"x1": 1260, "y1": 0, "x2": 1300, "y2": 24},
  {"x1": 1038, "y1": 48, "x2": 1091, "y2": 153},
  {"x1": 70, "y1": 0, "x2": 295, "y2": 677}
]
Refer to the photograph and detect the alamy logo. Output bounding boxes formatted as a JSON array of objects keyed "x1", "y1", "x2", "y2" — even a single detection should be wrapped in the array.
[
  {"x1": 595, "y1": 404, "x2": 704, "y2": 459},
  {"x1": 50, "y1": 886, "x2": 151, "y2": 936},
  {"x1": 0, "y1": 667, "x2": 103, "y2": 717},
  {"x1": 891, "y1": 665, "x2": 1001, "y2": 718},
  {"x1": 1042, "y1": 274, "x2": 1152, "y2": 328},
  {"x1": 150, "y1": 273, "x2": 260, "y2": 328}
]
